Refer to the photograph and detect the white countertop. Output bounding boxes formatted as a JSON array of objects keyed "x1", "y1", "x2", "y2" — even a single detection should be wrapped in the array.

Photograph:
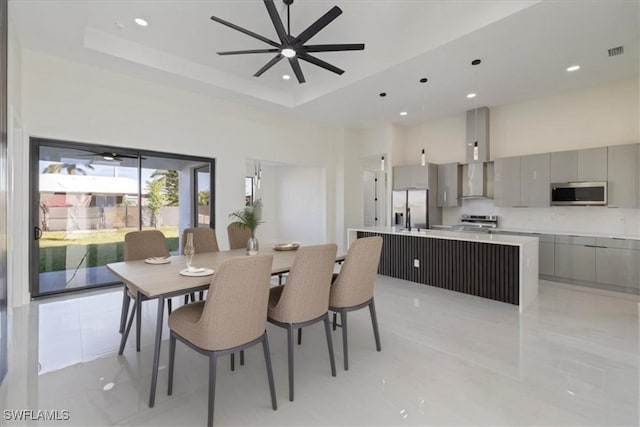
[
  {"x1": 350, "y1": 226, "x2": 538, "y2": 247},
  {"x1": 492, "y1": 227, "x2": 640, "y2": 241}
]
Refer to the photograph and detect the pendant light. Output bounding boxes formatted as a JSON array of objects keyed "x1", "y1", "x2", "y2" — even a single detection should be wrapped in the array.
[
  {"x1": 421, "y1": 149, "x2": 426, "y2": 166},
  {"x1": 380, "y1": 155, "x2": 385, "y2": 172},
  {"x1": 471, "y1": 59, "x2": 481, "y2": 161}
]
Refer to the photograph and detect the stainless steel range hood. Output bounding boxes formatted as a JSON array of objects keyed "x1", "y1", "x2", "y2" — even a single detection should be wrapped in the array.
[{"x1": 461, "y1": 106, "x2": 493, "y2": 199}]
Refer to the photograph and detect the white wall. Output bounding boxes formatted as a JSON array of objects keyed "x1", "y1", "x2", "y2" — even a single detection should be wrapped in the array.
[
  {"x1": 406, "y1": 78, "x2": 640, "y2": 235},
  {"x1": 12, "y1": 50, "x2": 344, "y2": 304},
  {"x1": 275, "y1": 166, "x2": 326, "y2": 245}
]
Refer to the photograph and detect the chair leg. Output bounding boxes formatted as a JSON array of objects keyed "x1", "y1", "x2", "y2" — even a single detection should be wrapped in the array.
[
  {"x1": 323, "y1": 316, "x2": 337, "y2": 377},
  {"x1": 118, "y1": 303, "x2": 136, "y2": 355},
  {"x1": 341, "y1": 310, "x2": 349, "y2": 371},
  {"x1": 230, "y1": 353, "x2": 235, "y2": 371},
  {"x1": 287, "y1": 325, "x2": 295, "y2": 402},
  {"x1": 240, "y1": 350, "x2": 245, "y2": 366},
  {"x1": 167, "y1": 298, "x2": 173, "y2": 314},
  {"x1": 369, "y1": 300, "x2": 382, "y2": 351},
  {"x1": 168, "y1": 333, "x2": 176, "y2": 395},
  {"x1": 332, "y1": 312, "x2": 337, "y2": 331},
  {"x1": 207, "y1": 354, "x2": 217, "y2": 427},
  {"x1": 262, "y1": 334, "x2": 278, "y2": 411},
  {"x1": 199, "y1": 291, "x2": 204, "y2": 301},
  {"x1": 297, "y1": 328, "x2": 302, "y2": 346},
  {"x1": 184, "y1": 295, "x2": 189, "y2": 305},
  {"x1": 119, "y1": 287, "x2": 130, "y2": 333},
  {"x1": 135, "y1": 293, "x2": 142, "y2": 352}
]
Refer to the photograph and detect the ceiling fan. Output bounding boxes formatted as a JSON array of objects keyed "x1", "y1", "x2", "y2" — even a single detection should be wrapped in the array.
[
  {"x1": 210, "y1": 0, "x2": 365, "y2": 83},
  {"x1": 77, "y1": 152, "x2": 140, "y2": 162}
]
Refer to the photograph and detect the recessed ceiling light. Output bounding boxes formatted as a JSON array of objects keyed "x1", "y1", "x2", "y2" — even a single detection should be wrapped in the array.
[
  {"x1": 467, "y1": 93, "x2": 477, "y2": 99},
  {"x1": 566, "y1": 65, "x2": 580, "y2": 72},
  {"x1": 282, "y1": 74, "x2": 291, "y2": 80},
  {"x1": 419, "y1": 78, "x2": 428, "y2": 83},
  {"x1": 379, "y1": 92, "x2": 387, "y2": 97},
  {"x1": 134, "y1": 18, "x2": 148, "y2": 27},
  {"x1": 400, "y1": 111, "x2": 408, "y2": 116},
  {"x1": 281, "y1": 48, "x2": 296, "y2": 58}
]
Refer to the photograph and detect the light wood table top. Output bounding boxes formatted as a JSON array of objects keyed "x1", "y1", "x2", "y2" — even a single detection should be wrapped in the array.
[{"x1": 107, "y1": 247, "x2": 345, "y2": 299}]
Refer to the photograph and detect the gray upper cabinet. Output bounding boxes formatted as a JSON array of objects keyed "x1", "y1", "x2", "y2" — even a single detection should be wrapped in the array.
[
  {"x1": 550, "y1": 150, "x2": 577, "y2": 183},
  {"x1": 577, "y1": 147, "x2": 607, "y2": 181},
  {"x1": 550, "y1": 147, "x2": 607, "y2": 183},
  {"x1": 520, "y1": 153, "x2": 550, "y2": 207},
  {"x1": 437, "y1": 163, "x2": 460, "y2": 207},
  {"x1": 393, "y1": 165, "x2": 434, "y2": 190},
  {"x1": 393, "y1": 166, "x2": 411, "y2": 190},
  {"x1": 494, "y1": 156, "x2": 521, "y2": 207},
  {"x1": 607, "y1": 144, "x2": 639, "y2": 208}
]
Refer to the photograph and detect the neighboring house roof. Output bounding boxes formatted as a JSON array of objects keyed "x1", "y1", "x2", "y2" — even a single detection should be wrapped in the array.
[{"x1": 39, "y1": 174, "x2": 146, "y2": 195}]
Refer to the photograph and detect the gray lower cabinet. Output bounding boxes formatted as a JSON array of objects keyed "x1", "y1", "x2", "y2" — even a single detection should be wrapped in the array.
[
  {"x1": 607, "y1": 143, "x2": 639, "y2": 208},
  {"x1": 595, "y1": 238, "x2": 640, "y2": 291},
  {"x1": 554, "y1": 235, "x2": 596, "y2": 282},
  {"x1": 436, "y1": 163, "x2": 460, "y2": 207}
]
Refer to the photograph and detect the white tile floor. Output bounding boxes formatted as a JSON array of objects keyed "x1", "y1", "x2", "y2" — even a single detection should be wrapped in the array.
[{"x1": 1, "y1": 277, "x2": 638, "y2": 426}]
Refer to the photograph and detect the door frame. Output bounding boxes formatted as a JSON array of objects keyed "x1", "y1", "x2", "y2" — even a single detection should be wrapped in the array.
[{"x1": 29, "y1": 137, "x2": 216, "y2": 298}]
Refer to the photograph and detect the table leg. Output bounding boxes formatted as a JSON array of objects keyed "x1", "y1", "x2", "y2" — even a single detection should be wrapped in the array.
[
  {"x1": 136, "y1": 292, "x2": 142, "y2": 352},
  {"x1": 149, "y1": 296, "x2": 165, "y2": 408}
]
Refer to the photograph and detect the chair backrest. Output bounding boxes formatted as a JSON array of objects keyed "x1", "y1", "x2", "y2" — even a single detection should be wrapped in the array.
[
  {"x1": 182, "y1": 227, "x2": 219, "y2": 254},
  {"x1": 227, "y1": 224, "x2": 251, "y2": 250},
  {"x1": 329, "y1": 236, "x2": 383, "y2": 308},
  {"x1": 124, "y1": 230, "x2": 170, "y2": 261},
  {"x1": 195, "y1": 254, "x2": 273, "y2": 351},
  {"x1": 270, "y1": 244, "x2": 337, "y2": 324}
]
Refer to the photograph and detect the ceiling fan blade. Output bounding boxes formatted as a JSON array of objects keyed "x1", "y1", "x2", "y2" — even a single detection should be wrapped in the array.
[
  {"x1": 288, "y1": 57, "x2": 306, "y2": 83},
  {"x1": 218, "y1": 48, "x2": 281, "y2": 55},
  {"x1": 294, "y1": 6, "x2": 342, "y2": 46},
  {"x1": 299, "y1": 53, "x2": 344, "y2": 75},
  {"x1": 254, "y1": 54, "x2": 284, "y2": 77},
  {"x1": 303, "y1": 43, "x2": 365, "y2": 53},
  {"x1": 210, "y1": 15, "x2": 281, "y2": 48},
  {"x1": 263, "y1": 0, "x2": 289, "y2": 44}
]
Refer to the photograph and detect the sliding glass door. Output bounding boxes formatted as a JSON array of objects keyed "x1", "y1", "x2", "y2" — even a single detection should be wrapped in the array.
[{"x1": 30, "y1": 138, "x2": 215, "y2": 297}]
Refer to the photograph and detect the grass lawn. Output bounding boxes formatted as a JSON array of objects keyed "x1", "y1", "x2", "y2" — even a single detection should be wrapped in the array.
[{"x1": 39, "y1": 226, "x2": 180, "y2": 273}]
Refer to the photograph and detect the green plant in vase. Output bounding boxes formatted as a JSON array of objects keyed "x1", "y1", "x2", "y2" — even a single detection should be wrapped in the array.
[{"x1": 229, "y1": 199, "x2": 263, "y2": 255}]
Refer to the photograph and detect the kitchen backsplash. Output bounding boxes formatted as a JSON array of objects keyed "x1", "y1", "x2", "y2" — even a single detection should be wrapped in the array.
[{"x1": 442, "y1": 199, "x2": 640, "y2": 237}]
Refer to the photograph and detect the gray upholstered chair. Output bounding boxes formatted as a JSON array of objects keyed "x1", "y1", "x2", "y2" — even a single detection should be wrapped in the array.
[
  {"x1": 118, "y1": 230, "x2": 170, "y2": 354},
  {"x1": 167, "y1": 254, "x2": 277, "y2": 427},
  {"x1": 227, "y1": 223, "x2": 251, "y2": 250},
  {"x1": 267, "y1": 244, "x2": 338, "y2": 402},
  {"x1": 181, "y1": 227, "x2": 219, "y2": 303},
  {"x1": 182, "y1": 227, "x2": 219, "y2": 253},
  {"x1": 329, "y1": 236, "x2": 383, "y2": 370}
]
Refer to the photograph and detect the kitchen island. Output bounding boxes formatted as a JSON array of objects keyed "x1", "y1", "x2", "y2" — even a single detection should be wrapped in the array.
[{"x1": 348, "y1": 227, "x2": 539, "y2": 312}]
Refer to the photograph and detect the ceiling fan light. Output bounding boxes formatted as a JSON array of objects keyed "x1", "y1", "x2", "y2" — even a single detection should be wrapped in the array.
[
  {"x1": 103, "y1": 154, "x2": 115, "y2": 161},
  {"x1": 282, "y1": 48, "x2": 296, "y2": 58}
]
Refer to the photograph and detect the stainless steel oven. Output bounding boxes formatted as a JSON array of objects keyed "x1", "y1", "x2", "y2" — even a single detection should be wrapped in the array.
[{"x1": 550, "y1": 182, "x2": 607, "y2": 206}]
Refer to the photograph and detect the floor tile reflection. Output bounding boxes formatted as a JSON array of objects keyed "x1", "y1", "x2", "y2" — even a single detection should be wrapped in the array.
[{"x1": 1, "y1": 278, "x2": 638, "y2": 426}]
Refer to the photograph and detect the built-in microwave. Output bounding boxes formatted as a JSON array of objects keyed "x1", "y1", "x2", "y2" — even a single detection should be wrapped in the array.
[{"x1": 550, "y1": 182, "x2": 607, "y2": 206}]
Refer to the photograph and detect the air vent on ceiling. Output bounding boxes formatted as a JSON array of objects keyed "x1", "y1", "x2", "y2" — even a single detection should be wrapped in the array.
[{"x1": 608, "y1": 46, "x2": 624, "y2": 57}]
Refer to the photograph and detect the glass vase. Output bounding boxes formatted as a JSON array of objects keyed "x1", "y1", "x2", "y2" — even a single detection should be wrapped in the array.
[
  {"x1": 184, "y1": 232, "x2": 195, "y2": 269},
  {"x1": 247, "y1": 231, "x2": 259, "y2": 256}
]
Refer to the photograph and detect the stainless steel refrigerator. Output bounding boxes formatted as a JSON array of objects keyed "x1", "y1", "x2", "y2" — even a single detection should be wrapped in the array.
[{"x1": 392, "y1": 189, "x2": 430, "y2": 229}]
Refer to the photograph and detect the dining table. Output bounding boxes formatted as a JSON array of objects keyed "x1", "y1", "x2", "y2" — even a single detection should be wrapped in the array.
[{"x1": 107, "y1": 246, "x2": 345, "y2": 408}]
